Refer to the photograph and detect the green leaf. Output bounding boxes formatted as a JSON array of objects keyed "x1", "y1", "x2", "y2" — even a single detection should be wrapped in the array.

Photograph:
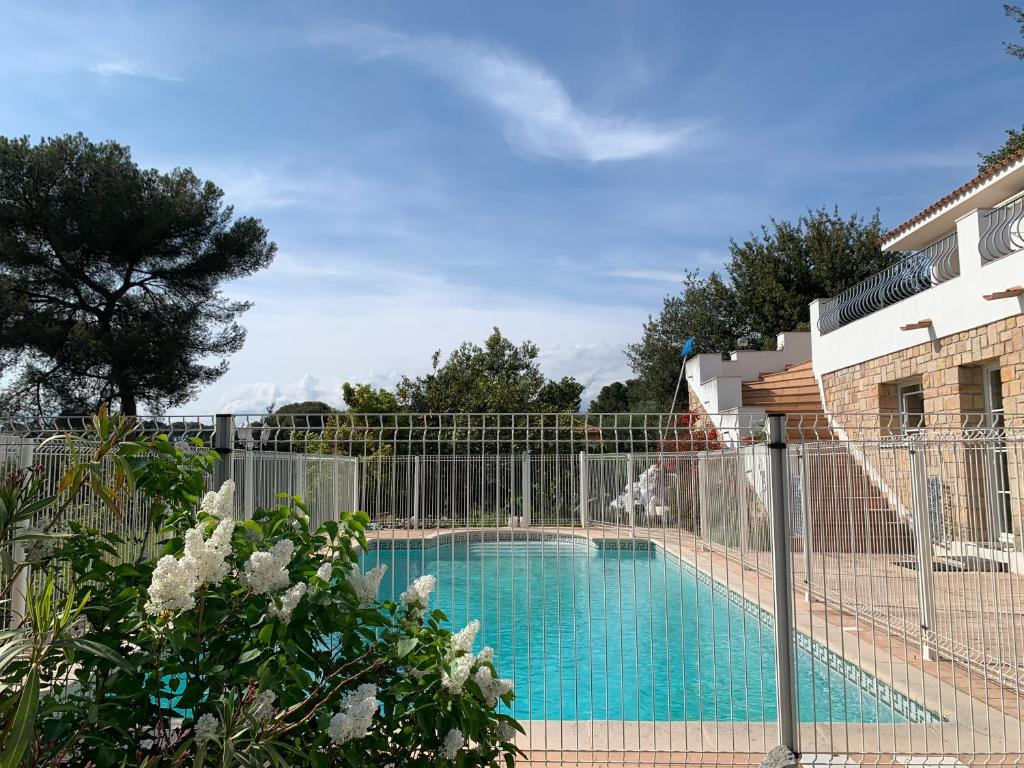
[
  {"x1": 60, "y1": 638, "x2": 134, "y2": 674},
  {"x1": 395, "y1": 637, "x2": 418, "y2": 659},
  {"x1": 238, "y1": 647, "x2": 263, "y2": 664},
  {"x1": 0, "y1": 667, "x2": 38, "y2": 768}
]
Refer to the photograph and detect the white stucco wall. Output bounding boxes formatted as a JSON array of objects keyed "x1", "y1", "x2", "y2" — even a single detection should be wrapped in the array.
[
  {"x1": 811, "y1": 208, "x2": 1024, "y2": 378},
  {"x1": 684, "y1": 332, "x2": 812, "y2": 442}
]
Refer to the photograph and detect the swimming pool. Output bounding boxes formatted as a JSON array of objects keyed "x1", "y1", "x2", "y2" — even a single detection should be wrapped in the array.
[{"x1": 363, "y1": 536, "x2": 922, "y2": 723}]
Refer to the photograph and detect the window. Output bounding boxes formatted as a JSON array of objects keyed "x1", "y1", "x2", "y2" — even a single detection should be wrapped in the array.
[
  {"x1": 983, "y1": 365, "x2": 1012, "y2": 540},
  {"x1": 898, "y1": 382, "x2": 925, "y2": 434}
]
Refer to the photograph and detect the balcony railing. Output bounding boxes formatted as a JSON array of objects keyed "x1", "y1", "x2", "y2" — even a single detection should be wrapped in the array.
[
  {"x1": 980, "y1": 193, "x2": 1024, "y2": 264},
  {"x1": 817, "y1": 231, "x2": 959, "y2": 334}
]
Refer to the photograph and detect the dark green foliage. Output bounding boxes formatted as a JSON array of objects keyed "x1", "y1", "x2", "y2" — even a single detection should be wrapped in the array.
[
  {"x1": 625, "y1": 270, "x2": 741, "y2": 409},
  {"x1": 341, "y1": 383, "x2": 402, "y2": 414},
  {"x1": 726, "y1": 207, "x2": 891, "y2": 347},
  {"x1": 587, "y1": 379, "x2": 660, "y2": 413},
  {"x1": 1004, "y1": 3, "x2": 1024, "y2": 59},
  {"x1": 0, "y1": 134, "x2": 276, "y2": 416},
  {"x1": 978, "y1": 125, "x2": 1024, "y2": 173},
  {"x1": 396, "y1": 328, "x2": 584, "y2": 413},
  {"x1": 624, "y1": 208, "x2": 890, "y2": 408}
]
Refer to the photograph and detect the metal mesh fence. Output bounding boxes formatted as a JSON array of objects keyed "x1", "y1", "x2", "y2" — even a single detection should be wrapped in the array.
[{"x1": 2, "y1": 411, "x2": 1024, "y2": 765}]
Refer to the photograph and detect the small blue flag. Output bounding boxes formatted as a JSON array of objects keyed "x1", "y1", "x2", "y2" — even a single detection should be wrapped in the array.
[{"x1": 681, "y1": 336, "x2": 696, "y2": 357}]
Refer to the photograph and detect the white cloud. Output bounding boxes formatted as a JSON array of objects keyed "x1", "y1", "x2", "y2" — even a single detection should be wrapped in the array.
[
  {"x1": 603, "y1": 268, "x2": 683, "y2": 283},
  {"x1": 90, "y1": 59, "x2": 182, "y2": 81},
  {"x1": 188, "y1": 278, "x2": 642, "y2": 414},
  {"x1": 315, "y1": 24, "x2": 696, "y2": 163}
]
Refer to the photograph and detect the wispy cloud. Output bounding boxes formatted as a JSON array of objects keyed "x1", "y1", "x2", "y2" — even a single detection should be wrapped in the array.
[
  {"x1": 314, "y1": 24, "x2": 697, "y2": 163},
  {"x1": 90, "y1": 59, "x2": 181, "y2": 82},
  {"x1": 603, "y1": 268, "x2": 683, "y2": 283}
]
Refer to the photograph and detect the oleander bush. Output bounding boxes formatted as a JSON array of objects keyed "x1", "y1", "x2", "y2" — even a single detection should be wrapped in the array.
[{"x1": 0, "y1": 410, "x2": 521, "y2": 767}]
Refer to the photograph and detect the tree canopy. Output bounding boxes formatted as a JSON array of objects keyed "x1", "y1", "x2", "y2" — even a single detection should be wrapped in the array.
[
  {"x1": 0, "y1": 134, "x2": 276, "y2": 415},
  {"x1": 395, "y1": 328, "x2": 583, "y2": 413},
  {"x1": 620, "y1": 207, "x2": 890, "y2": 409}
]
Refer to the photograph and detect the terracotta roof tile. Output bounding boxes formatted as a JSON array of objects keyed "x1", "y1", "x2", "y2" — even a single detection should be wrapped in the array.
[{"x1": 881, "y1": 146, "x2": 1024, "y2": 244}]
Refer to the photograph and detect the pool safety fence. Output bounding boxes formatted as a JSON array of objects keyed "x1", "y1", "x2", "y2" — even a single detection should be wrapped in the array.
[{"x1": 3, "y1": 411, "x2": 1024, "y2": 765}]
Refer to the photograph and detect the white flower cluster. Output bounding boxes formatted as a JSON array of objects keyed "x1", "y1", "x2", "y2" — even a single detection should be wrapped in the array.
[
  {"x1": 316, "y1": 561, "x2": 333, "y2": 583},
  {"x1": 346, "y1": 564, "x2": 387, "y2": 605},
  {"x1": 450, "y1": 619, "x2": 479, "y2": 653},
  {"x1": 268, "y1": 582, "x2": 307, "y2": 623},
  {"x1": 250, "y1": 690, "x2": 276, "y2": 723},
  {"x1": 496, "y1": 721, "x2": 516, "y2": 743},
  {"x1": 328, "y1": 684, "x2": 379, "y2": 745},
  {"x1": 441, "y1": 655, "x2": 473, "y2": 694},
  {"x1": 184, "y1": 517, "x2": 235, "y2": 586},
  {"x1": 146, "y1": 554, "x2": 199, "y2": 614},
  {"x1": 243, "y1": 539, "x2": 294, "y2": 595},
  {"x1": 441, "y1": 727, "x2": 464, "y2": 759},
  {"x1": 473, "y1": 665, "x2": 514, "y2": 707},
  {"x1": 199, "y1": 480, "x2": 235, "y2": 519},
  {"x1": 440, "y1": 622, "x2": 514, "y2": 706},
  {"x1": 144, "y1": 482, "x2": 237, "y2": 615},
  {"x1": 194, "y1": 713, "x2": 217, "y2": 745},
  {"x1": 400, "y1": 574, "x2": 436, "y2": 610}
]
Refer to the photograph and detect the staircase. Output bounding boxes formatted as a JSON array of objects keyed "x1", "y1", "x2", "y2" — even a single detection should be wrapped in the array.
[
  {"x1": 740, "y1": 360, "x2": 829, "y2": 441},
  {"x1": 801, "y1": 444, "x2": 914, "y2": 554}
]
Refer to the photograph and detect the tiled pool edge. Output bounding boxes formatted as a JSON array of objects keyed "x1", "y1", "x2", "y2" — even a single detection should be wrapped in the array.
[{"x1": 365, "y1": 530, "x2": 940, "y2": 724}]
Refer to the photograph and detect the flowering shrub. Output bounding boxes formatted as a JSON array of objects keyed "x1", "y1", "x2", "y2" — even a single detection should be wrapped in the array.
[{"x1": 0, "y1": 411, "x2": 522, "y2": 767}]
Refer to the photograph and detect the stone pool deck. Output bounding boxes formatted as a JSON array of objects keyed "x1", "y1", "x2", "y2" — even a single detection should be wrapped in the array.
[{"x1": 366, "y1": 526, "x2": 1024, "y2": 765}]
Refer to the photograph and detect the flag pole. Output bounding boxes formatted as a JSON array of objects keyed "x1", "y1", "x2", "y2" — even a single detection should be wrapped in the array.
[{"x1": 662, "y1": 336, "x2": 696, "y2": 447}]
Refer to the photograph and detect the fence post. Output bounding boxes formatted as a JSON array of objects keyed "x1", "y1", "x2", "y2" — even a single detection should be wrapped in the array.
[
  {"x1": 626, "y1": 453, "x2": 636, "y2": 530},
  {"x1": 243, "y1": 433, "x2": 255, "y2": 520},
  {"x1": 353, "y1": 459, "x2": 361, "y2": 515},
  {"x1": 10, "y1": 440, "x2": 36, "y2": 626},
  {"x1": 412, "y1": 455, "x2": 421, "y2": 529},
  {"x1": 909, "y1": 437, "x2": 938, "y2": 660},
  {"x1": 213, "y1": 414, "x2": 234, "y2": 492},
  {"x1": 798, "y1": 445, "x2": 814, "y2": 603},
  {"x1": 578, "y1": 451, "x2": 589, "y2": 529},
  {"x1": 767, "y1": 414, "x2": 798, "y2": 756},
  {"x1": 522, "y1": 451, "x2": 531, "y2": 528}
]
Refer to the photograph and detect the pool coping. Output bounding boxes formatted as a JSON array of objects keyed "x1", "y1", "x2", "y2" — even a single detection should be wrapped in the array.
[{"x1": 366, "y1": 527, "x2": 1023, "y2": 755}]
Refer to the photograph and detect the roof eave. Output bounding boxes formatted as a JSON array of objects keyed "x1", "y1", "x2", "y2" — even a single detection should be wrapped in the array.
[{"x1": 881, "y1": 152, "x2": 1024, "y2": 252}]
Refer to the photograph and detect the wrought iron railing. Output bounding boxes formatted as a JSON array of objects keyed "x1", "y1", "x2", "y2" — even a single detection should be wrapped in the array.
[
  {"x1": 980, "y1": 193, "x2": 1024, "y2": 263},
  {"x1": 817, "y1": 231, "x2": 959, "y2": 334}
]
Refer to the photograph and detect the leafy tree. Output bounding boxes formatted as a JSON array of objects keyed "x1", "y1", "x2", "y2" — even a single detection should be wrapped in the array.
[
  {"x1": 0, "y1": 134, "x2": 276, "y2": 416},
  {"x1": 536, "y1": 376, "x2": 585, "y2": 412},
  {"x1": 251, "y1": 401, "x2": 339, "y2": 451},
  {"x1": 626, "y1": 270, "x2": 741, "y2": 409},
  {"x1": 1004, "y1": 4, "x2": 1024, "y2": 60},
  {"x1": 397, "y1": 328, "x2": 583, "y2": 413},
  {"x1": 978, "y1": 126, "x2": 1024, "y2": 173},
  {"x1": 726, "y1": 207, "x2": 891, "y2": 347},
  {"x1": 589, "y1": 380, "x2": 634, "y2": 413},
  {"x1": 978, "y1": 5, "x2": 1024, "y2": 172},
  {"x1": 342, "y1": 382, "x2": 401, "y2": 413},
  {"x1": 626, "y1": 209, "x2": 890, "y2": 408}
]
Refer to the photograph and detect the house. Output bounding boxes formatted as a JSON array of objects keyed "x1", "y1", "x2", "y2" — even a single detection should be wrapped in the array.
[{"x1": 686, "y1": 151, "x2": 1024, "y2": 552}]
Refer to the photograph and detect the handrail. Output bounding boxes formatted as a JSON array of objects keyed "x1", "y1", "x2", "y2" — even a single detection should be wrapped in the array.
[
  {"x1": 979, "y1": 193, "x2": 1024, "y2": 263},
  {"x1": 817, "y1": 232, "x2": 959, "y2": 334}
]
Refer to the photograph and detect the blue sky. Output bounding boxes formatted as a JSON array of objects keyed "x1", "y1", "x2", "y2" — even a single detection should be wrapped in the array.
[{"x1": 2, "y1": 1, "x2": 1023, "y2": 413}]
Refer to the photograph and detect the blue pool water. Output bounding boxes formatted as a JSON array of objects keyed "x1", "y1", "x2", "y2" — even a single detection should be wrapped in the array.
[{"x1": 363, "y1": 537, "x2": 909, "y2": 723}]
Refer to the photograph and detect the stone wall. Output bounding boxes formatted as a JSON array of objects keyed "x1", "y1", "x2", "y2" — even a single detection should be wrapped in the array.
[
  {"x1": 820, "y1": 314, "x2": 1024, "y2": 419},
  {"x1": 819, "y1": 314, "x2": 1024, "y2": 539}
]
